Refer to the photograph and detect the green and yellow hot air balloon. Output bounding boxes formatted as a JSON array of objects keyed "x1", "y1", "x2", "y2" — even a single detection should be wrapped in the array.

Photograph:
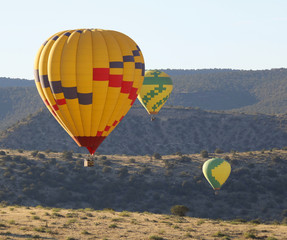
[
  {"x1": 202, "y1": 158, "x2": 231, "y2": 191},
  {"x1": 137, "y1": 70, "x2": 173, "y2": 120}
]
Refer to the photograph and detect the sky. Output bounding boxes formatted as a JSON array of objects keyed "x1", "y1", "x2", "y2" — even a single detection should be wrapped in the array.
[{"x1": 1, "y1": 0, "x2": 287, "y2": 79}]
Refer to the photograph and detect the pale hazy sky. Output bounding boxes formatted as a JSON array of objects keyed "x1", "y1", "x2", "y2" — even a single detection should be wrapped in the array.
[{"x1": 1, "y1": 0, "x2": 287, "y2": 79}]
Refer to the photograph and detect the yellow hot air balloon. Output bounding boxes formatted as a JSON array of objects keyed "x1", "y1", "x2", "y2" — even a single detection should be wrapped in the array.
[
  {"x1": 202, "y1": 158, "x2": 231, "y2": 192},
  {"x1": 34, "y1": 29, "x2": 145, "y2": 156},
  {"x1": 137, "y1": 70, "x2": 173, "y2": 120}
]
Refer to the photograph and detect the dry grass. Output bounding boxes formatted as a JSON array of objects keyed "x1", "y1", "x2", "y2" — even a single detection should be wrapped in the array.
[{"x1": 0, "y1": 206, "x2": 286, "y2": 240}]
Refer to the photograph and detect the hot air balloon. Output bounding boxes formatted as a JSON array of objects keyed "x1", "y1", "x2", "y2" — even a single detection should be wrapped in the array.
[
  {"x1": 202, "y1": 158, "x2": 231, "y2": 192},
  {"x1": 137, "y1": 70, "x2": 173, "y2": 121},
  {"x1": 34, "y1": 29, "x2": 145, "y2": 162}
]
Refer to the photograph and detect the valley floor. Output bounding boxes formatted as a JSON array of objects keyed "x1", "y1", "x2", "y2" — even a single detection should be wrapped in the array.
[{"x1": 0, "y1": 206, "x2": 286, "y2": 239}]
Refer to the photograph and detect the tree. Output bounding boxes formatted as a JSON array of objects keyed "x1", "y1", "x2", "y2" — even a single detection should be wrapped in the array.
[
  {"x1": 153, "y1": 153, "x2": 162, "y2": 160},
  {"x1": 200, "y1": 150, "x2": 208, "y2": 158},
  {"x1": 170, "y1": 205, "x2": 189, "y2": 216},
  {"x1": 62, "y1": 151, "x2": 73, "y2": 160}
]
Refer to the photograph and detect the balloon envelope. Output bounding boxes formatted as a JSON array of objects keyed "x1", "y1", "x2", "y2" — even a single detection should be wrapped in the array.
[
  {"x1": 34, "y1": 29, "x2": 145, "y2": 155},
  {"x1": 137, "y1": 70, "x2": 173, "y2": 115},
  {"x1": 202, "y1": 158, "x2": 231, "y2": 190}
]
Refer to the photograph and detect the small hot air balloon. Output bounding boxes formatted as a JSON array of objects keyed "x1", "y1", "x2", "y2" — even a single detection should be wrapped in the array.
[
  {"x1": 202, "y1": 158, "x2": 231, "y2": 192},
  {"x1": 137, "y1": 70, "x2": 173, "y2": 121},
  {"x1": 34, "y1": 29, "x2": 145, "y2": 159}
]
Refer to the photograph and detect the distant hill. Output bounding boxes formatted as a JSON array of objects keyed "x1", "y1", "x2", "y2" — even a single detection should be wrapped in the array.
[
  {"x1": 0, "y1": 148, "x2": 287, "y2": 222},
  {"x1": 1, "y1": 106, "x2": 287, "y2": 155},
  {"x1": 0, "y1": 87, "x2": 43, "y2": 131},
  {"x1": 166, "y1": 68, "x2": 287, "y2": 114},
  {"x1": 1, "y1": 68, "x2": 287, "y2": 135},
  {"x1": 0, "y1": 77, "x2": 34, "y2": 87}
]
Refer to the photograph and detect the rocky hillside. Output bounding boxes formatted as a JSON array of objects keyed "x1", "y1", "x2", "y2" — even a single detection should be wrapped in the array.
[
  {"x1": 1, "y1": 68, "x2": 287, "y2": 134},
  {"x1": 0, "y1": 148, "x2": 286, "y2": 222},
  {"x1": 0, "y1": 87, "x2": 43, "y2": 131},
  {"x1": 1, "y1": 106, "x2": 287, "y2": 155}
]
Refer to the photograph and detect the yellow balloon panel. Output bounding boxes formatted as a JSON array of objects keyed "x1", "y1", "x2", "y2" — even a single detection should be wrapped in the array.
[{"x1": 34, "y1": 29, "x2": 145, "y2": 154}]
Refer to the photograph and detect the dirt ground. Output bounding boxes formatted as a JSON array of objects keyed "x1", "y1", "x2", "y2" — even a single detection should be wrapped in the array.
[{"x1": 0, "y1": 206, "x2": 286, "y2": 240}]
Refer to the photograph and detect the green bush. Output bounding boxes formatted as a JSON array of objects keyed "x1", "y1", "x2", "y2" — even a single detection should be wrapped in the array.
[
  {"x1": 129, "y1": 158, "x2": 136, "y2": 163},
  {"x1": 118, "y1": 167, "x2": 128, "y2": 178},
  {"x1": 37, "y1": 153, "x2": 45, "y2": 159},
  {"x1": 31, "y1": 151, "x2": 39, "y2": 157},
  {"x1": 200, "y1": 150, "x2": 208, "y2": 158},
  {"x1": 0, "y1": 151, "x2": 6, "y2": 155},
  {"x1": 101, "y1": 156, "x2": 107, "y2": 160},
  {"x1": 215, "y1": 148, "x2": 224, "y2": 154},
  {"x1": 170, "y1": 205, "x2": 189, "y2": 216},
  {"x1": 149, "y1": 236, "x2": 165, "y2": 240},
  {"x1": 271, "y1": 155, "x2": 282, "y2": 163},
  {"x1": 175, "y1": 151, "x2": 182, "y2": 156},
  {"x1": 153, "y1": 153, "x2": 162, "y2": 159},
  {"x1": 62, "y1": 151, "x2": 73, "y2": 160}
]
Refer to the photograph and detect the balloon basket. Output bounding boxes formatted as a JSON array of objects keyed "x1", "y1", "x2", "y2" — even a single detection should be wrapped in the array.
[{"x1": 84, "y1": 159, "x2": 95, "y2": 167}]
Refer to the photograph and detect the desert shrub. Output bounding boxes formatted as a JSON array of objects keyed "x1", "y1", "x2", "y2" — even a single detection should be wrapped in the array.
[
  {"x1": 149, "y1": 236, "x2": 165, "y2": 240},
  {"x1": 282, "y1": 217, "x2": 287, "y2": 225},
  {"x1": 271, "y1": 155, "x2": 282, "y2": 163},
  {"x1": 139, "y1": 166, "x2": 151, "y2": 175},
  {"x1": 100, "y1": 156, "x2": 107, "y2": 160},
  {"x1": 109, "y1": 223, "x2": 117, "y2": 228},
  {"x1": 164, "y1": 160, "x2": 174, "y2": 169},
  {"x1": 62, "y1": 151, "x2": 73, "y2": 160},
  {"x1": 249, "y1": 218, "x2": 261, "y2": 224},
  {"x1": 282, "y1": 209, "x2": 287, "y2": 217},
  {"x1": 2, "y1": 155, "x2": 11, "y2": 161},
  {"x1": 31, "y1": 151, "x2": 39, "y2": 157},
  {"x1": 48, "y1": 158, "x2": 57, "y2": 165},
  {"x1": 170, "y1": 205, "x2": 189, "y2": 216},
  {"x1": 129, "y1": 158, "x2": 136, "y2": 163},
  {"x1": 244, "y1": 230, "x2": 257, "y2": 239},
  {"x1": 102, "y1": 160, "x2": 112, "y2": 166},
  {"x1": 179, "y1": 171, "x2": 190, "y2": 177},
  {"x1": 164, "y1": 170, "x2": 173, "y2": 177},
  {"x1": 0, "y1": 151, "x2": 6, "y2": 155},
  {"x1": 180, "y1": 155, "x2": 191, "y2": 162},
  {"x1": 224, "y1": 155, "x2": 230, "y2": 161},
  {"x1": 212, "y1": 231, "x2": 230, "y2": 238},
  {"x1": 17, "y1": 149, "x2": 24, "y2": 153},
  {"x1": 37, "y1": 153, "x2": 45, "y2": 159},
  {"x1": 200, "y1": 150, "x2": 208, "y2": 158},
  {"x1": 175, "y1": 151, "x2": 182, "y2": 156},
  {"x1": 215, "y1": 148, "x2": 224, "y2": 154},
  {"x1": 153, "y1": 153, "x2": 162, "y2": 159},
  {"x1": 102, "y1": 166, "x2": 112, "y2": 173},
  {"x1": 118, "y1": 167, "x2": 128, "y2": 178},
  {"x1": 233, "y1": 167, "x2": 250, "y2": 176}
]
